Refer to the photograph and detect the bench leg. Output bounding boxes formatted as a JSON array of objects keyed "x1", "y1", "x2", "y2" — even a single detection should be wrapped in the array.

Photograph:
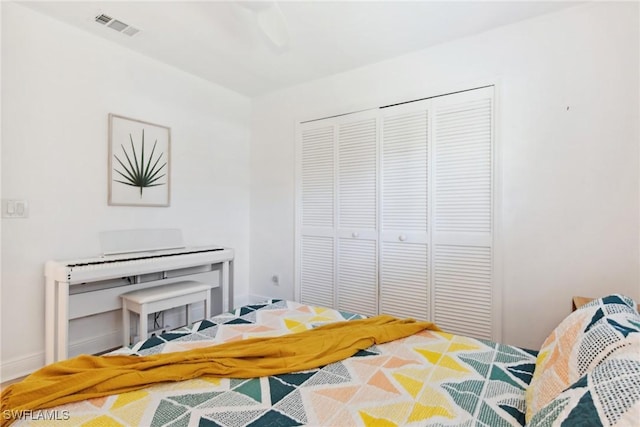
[
  {"x1": 205, "y1": 292, "x2": 211, "y2": 321},
  {"x1": 186, "y1": 304, "x2": 190, "y2": 327},
  {"x1": 122, "y1": 302, "x2": 130, "y2": 346},
  {"x1": 139, "y1": 307, "x2": 148, "y2": 342}
]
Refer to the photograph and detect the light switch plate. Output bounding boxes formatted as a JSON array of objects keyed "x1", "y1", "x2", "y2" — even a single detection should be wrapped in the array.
[{"x1": 2, "y1": 199, "x2": 29, "y2": 218}]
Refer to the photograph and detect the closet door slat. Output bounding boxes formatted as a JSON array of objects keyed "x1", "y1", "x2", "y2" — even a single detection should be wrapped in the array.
[
  {"x1": 380, "y1": 105, "x2": 430, "y2": 321},
  {"x1": 338, "y1": 118, "x2": 377, "y2": 230},
  {"x1": 336, "y1": 112, "x2": 379, "y2": 315},
  {"x1": 432, "y1": 87, "x2": 495, "y2": 340},
  {"x1": 301, "y1": 126, "x2": 334, "y2": 228},
  {"x1": 300, "y1": 235, "x2": 334, "y2": 308},
  {"x1": 298, "y1": 123, "x2": 336, "y2": 307}
]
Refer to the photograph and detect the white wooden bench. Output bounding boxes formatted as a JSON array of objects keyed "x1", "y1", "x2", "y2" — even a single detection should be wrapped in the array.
[{"x1": 121, "y1": 280, "x2": 211, "y2": 346}]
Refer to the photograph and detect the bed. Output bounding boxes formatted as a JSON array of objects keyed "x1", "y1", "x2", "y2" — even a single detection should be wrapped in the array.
[{"x1": 4, "y1": 295, "x2": 640, "y2": 426}]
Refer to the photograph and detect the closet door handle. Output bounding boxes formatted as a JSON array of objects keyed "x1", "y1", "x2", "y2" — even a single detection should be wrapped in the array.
[
  {"x1": 351, "y1": 232, "x2": 359, "y2": 238},
  {"x1": 398, "y1": 234, "x2": 407, "y2": 241}
]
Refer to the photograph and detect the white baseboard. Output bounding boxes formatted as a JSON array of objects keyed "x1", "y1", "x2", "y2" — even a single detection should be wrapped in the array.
[
  {"x1": 1, "y1": 330, "x2": 121, "y2": 381},
  {"x1": 0, "y1": 351, "x2": 43, "y2": 382},
  {"x1": 68, "y1": 330, "x2": 122, "y2": 358}
]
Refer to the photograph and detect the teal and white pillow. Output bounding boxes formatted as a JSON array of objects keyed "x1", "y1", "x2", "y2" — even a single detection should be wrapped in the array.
[
  {"x1": 527, "y1": 333, "x2": 640, "y2": 426},
  {"x1": 525, "y1": 294, "x2": 640, "y2": 422}
]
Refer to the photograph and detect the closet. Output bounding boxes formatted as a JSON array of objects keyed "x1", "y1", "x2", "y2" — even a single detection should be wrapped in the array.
[{"x1": 295, "y1": 86, "x2": 497, "y2": 340}]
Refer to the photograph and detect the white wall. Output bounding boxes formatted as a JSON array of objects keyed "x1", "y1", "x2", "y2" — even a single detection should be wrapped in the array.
[
  {"x1": 1, "y1": 3, "x2": 251, "y2": 378},
  {"x1": 250, "y1": 2, "x2": 640, "y2": 349}
]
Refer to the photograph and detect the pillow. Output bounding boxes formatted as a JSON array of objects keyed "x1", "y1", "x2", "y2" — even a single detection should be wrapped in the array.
[
  {"x1": 525, "y1": 294, "x2": 640, "y2": 422},
  {"x1": 526, "y1": 333, "x2": 640, "y2": 427}
]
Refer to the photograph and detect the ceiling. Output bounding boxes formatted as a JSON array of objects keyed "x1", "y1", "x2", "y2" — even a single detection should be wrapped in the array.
[{"x1": 21, "y1": 1, "x2": 581, "y2": 97}]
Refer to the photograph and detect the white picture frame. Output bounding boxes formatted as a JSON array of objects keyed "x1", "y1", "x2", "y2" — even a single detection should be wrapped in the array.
[{"x1": 108, "y1": 114, "x2": 171, "y2": 207}]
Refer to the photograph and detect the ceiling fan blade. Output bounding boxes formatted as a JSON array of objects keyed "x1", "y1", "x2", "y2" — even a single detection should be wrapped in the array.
[
  {"x1": 256, "y1": 3, "x2": 289, "y2": 49},
  {"x1": 238, "y1": 1, "x2": 289, "y2": 51}
]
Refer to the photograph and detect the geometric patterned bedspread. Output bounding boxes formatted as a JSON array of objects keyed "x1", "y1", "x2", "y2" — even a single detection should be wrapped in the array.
[{"x1": 14, "y1": 300, "x2": 537, "y2": 426}]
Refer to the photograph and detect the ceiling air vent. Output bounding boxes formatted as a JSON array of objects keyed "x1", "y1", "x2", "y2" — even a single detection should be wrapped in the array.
[
  {"x1": 95, "y1": 14, "x2": 112, "y2": 25},
  {"x1": 94, "y1": 13, "x2": 140, "y2": 37}
]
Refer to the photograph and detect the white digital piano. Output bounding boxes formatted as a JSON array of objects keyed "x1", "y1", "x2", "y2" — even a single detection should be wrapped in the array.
[{"x1": 44, "y1": 230, "x2": 234, "y2": 363}]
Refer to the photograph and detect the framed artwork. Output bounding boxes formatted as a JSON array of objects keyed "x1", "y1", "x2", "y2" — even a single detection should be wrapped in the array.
[{"x1": 108, "y1": 114, "x2": 171, "y2": 207}]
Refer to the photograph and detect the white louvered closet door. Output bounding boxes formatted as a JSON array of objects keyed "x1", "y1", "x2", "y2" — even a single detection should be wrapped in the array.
[
  {"x1": 379, "y1": 102, "x2": 430, "y2": 320},
  {"x1": 431, "y1": 87, "x2": 495, "y2": 339},
  {"x1": 336, "y1": 111, "x2": 379, "y2": 316},
  {"x1": 298, "y1": 123, "x2": 336, "y2": 308}
]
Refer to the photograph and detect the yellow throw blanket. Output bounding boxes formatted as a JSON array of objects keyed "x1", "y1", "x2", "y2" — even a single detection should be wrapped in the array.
[{"x1": 1, "y1": 315, "x2": 438, "y2": 426}]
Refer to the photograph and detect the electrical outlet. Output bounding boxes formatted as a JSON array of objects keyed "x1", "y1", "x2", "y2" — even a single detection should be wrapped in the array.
[
  {"x1": 271, "y1": 274, "x2": 280, "y2": 286},
  {"x1": 2, "y1": 199, "x2": 29, "y2": 218}
]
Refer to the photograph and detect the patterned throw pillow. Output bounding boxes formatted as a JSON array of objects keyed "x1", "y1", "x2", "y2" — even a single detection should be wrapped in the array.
[
  {"x1": 526, "y1": 333, "x2": 640, "y2": 427},
  {"x1": 525, "y1": 295, "x2": 640, "y2": 422}
]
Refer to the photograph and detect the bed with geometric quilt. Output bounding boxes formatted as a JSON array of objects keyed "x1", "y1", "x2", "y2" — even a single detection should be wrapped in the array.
[
  {"x1": 8, "y1": 300, "x2": 537, "y2": 426},
  {"x1": 5, "y1": 295, "x2": 640, "y2": 426}
]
